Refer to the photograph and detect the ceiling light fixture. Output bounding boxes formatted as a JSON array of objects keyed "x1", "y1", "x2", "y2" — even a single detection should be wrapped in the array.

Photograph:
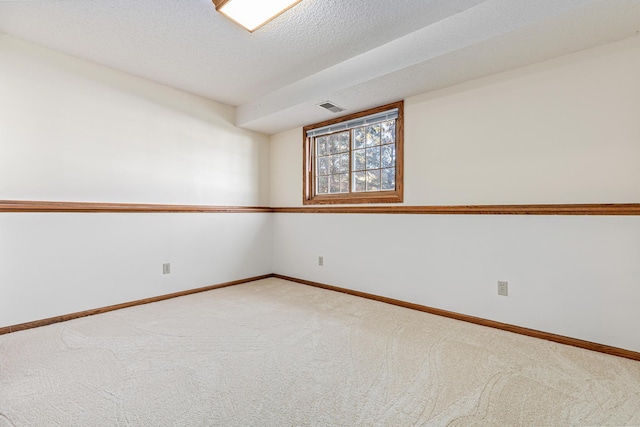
[{"x1": 213, "y1": 0, "x2": 303, "y2": 32}]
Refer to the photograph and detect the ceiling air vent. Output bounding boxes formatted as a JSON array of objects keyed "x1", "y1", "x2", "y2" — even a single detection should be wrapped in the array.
[{"x1": 317, "y1": 101, "x2": 345, "y2": 114}]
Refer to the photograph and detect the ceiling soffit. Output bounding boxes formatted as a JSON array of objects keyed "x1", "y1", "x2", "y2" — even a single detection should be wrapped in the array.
[{"x1": 0, "y1": 0, "x2": 639, "y2": 134}]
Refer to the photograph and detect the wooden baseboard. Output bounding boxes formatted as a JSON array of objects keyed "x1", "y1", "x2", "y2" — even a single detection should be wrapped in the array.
[
  {"x1": 4, "y1": 272, "x2": 639, "y2": 362},
  {"x1": 0, "y1": 274, "x2": 272, "y2": 335},
  {"x1": 273, "y1": 274, "x2": 640, "y2": 362}
]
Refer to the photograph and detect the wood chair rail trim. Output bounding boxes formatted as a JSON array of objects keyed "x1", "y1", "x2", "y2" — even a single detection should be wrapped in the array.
[
  {"x1": 2, "y1": 200, "x2": 640, "y2": 215},
  {"x1": 0, "y1": 200, "x2": 271, "y2": 213},
  {"x1": 272, "y1": 203, "x2": 640, "y2": 215}
]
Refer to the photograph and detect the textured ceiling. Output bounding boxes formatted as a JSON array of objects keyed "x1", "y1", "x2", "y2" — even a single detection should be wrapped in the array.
[{"x1": 1, "y1": 0, "x2": 639, "y2": 134}]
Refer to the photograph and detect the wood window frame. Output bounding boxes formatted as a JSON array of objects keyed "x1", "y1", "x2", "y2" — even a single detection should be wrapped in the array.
[{"x1": 303, "y1": 101, "x2": 404, "y2": 205}]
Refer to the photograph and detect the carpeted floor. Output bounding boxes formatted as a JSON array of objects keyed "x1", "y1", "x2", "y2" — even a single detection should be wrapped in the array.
[{"x1": 1, "y1": 277, "x2": 639, "y2": 426}]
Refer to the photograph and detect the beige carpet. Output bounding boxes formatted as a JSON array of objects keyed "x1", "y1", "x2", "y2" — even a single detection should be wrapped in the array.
[{"x1": 1, "y1": 277, "x2": 639, "y2": 426}]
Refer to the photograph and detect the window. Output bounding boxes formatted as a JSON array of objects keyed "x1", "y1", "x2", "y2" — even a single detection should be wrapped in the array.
[{"x1": 303, "y1": 101, "x2": 404, "y2": 204}]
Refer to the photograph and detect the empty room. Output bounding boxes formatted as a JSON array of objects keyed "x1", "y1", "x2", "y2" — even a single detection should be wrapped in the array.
[{"x1": 1, "y1": 0, "x2": 640, "y2": 425}]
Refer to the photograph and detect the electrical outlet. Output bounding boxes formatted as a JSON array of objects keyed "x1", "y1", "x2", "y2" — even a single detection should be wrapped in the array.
[
  {"x1": 318, "y1": 256, "x2": 324, "y2": 266},
  {"x1": 163, "y1": 263, "x2": 171, "y2": 274},
  {"x1": 498, "y1": 281, "x2": 508, "y2": 296}
]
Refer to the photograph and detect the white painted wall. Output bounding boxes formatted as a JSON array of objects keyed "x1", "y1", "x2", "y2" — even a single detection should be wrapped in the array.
[
  {"x1": 0, "y1": 213, "x2": 272, "y2": 327},
  {"x1": 3, "y1": 30, "x2": 640, "y2": 354},
  {"x1": 403, "y1": 35, "x2": 640, "y2": 205},
  {"x1": 270, "y1": 127, "x2": 302, "y2": 207},
  {"x1": 0, "y1": 35, "x2": 272, "y2": 327},
  {"x1": 271, "y1": 36, "x2": 640, "y2": 207},
  {"x1": 273, "y1": 214, "x2": 640, "y2": 352},
  {"x1": 0, "y1": 35, "x2": 270, "y2": 206},
  {"x1": 271, "y1": 36, "x2": 640, "y2": 351}
]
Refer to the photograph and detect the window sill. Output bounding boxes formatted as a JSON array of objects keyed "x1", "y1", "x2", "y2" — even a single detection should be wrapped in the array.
[{"x1": 303, "y1": 190, "x2": 403, "y2": 205}]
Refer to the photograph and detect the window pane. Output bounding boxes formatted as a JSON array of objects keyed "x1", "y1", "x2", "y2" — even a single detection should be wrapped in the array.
[
  {"x1": 381, "y1": 120, "x2": 396, "y2": 145},
  {"x1": 353, "y1": 171, "x2": 366, "y2": 192},
  {"x1": 337, "y1": 131, "x2": 349, "y2": 153},
  {"x1": 366, "y1": 170, "x2": 380, "y2": 191},
  {"x1": 340, "y1": 153, "x2": 350, "y2": 173},
  {"x1": 381, "y1": 168, "x2": 395, "y2": 190},
  {"x1": 340, "y1": 173, "x2": 349, "y2": 192},
  {"x1": 327, "y1": 137, "x2": 337, "y2": 154},
  {"x1": 380, "y1": 145, "x2": 395, "y2": 168},
  {"x1": 353, "y1": 149, "x2": 366, "y2": 171},
  {"x1": 366, "y1": 124, "x2": 381, "y2": 147},
  {"x1": 316, "y1": 137, "x2": 328, "y2": 156},
  {"x1": 317, "y1": 176, "x2": 329, "y2": 194},
  {"x1": 329, "y1": 174, "x2": 341, "y2": 193},
  {"x1": 329, "y1": 155, "x2": 340, "y2": 174},
  {"x1": 353, "y1": 127, "x2": 365, "y2": 149},
  {"x1": 317, "y1": 156, "x2": 329, "y2": 176},
  {"x1": 366, "y1": 147, "x2": 380, "y2": 170}
]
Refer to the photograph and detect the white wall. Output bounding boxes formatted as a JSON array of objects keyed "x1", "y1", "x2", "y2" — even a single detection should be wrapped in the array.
[
  {"x1": 273, "y1": 214, "x2": 640, "y2": 352},
  {"x1": 270, "y1": 127, "x2": 301, "y2": 207},
  {"x1": 271, "y1": 35, "x2": 640, "y2": 207},
  {"x1": 3, "y1": 31, "x2": 640, "y2": 352},
  {"x1": 271, "y1": 36, "x2": 640, "y2": 352},
  {"x1": 0, "y1": 213, "x2": 271, "y2": 327},
  {"x1": 403, "y1": 35, "x2": 640, "y2": 205},
  {"x1": 0, "y1": 35, "x2": 270, "y2": 206},
  {"x1": 0, "y1": 35, "x2": 272, "y2": 327}
]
